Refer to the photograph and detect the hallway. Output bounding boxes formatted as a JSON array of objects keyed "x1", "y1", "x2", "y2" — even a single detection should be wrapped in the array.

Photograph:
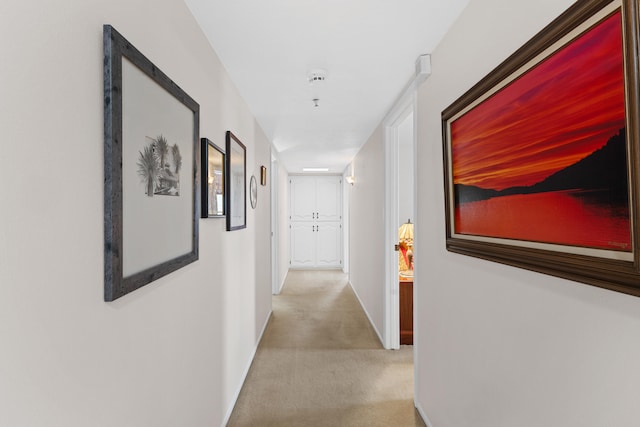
[{"x1": 227, "y1": 270, "x2": 424, "y2": 426}]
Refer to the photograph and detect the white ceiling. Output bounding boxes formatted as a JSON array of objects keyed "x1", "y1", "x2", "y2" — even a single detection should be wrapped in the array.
[{"x1": 184, "y1": 0, "x2": 470, "y2": 174}]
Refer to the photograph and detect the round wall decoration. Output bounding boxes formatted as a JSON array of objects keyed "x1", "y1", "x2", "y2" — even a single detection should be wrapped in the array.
[{"x1": 250, "y1": 175, "x2": 257, "y2": 209}]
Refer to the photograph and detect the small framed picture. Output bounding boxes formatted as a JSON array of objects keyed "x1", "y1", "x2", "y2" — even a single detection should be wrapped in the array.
[
  {"x1": 250, "y1": 175, "x2": 258, "y2": 209},
  {"x1": 225, "y1": 131, "x2": 246, "y2": 231},
  {"x1": 200, "y1": 138, "x2": 225, "y2": 218}
]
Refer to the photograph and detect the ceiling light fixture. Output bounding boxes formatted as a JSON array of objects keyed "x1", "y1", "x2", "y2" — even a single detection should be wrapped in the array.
[
  {"x1": 303, "y1": 167, "x2": 329, "y2": 172},
  {"x1": 308, "y1": 69, "x2": 326, "y2": 108},
  {"x1": 307, "y1": 69, "x2": 327, "y2": 84}
]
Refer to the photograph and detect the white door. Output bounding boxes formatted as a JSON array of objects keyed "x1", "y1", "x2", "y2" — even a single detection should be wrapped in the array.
[
  {"x1": 316, "y1": 221, "x2": 342, "y2": 267},
  {"x1": 290, "y1": 222, "x2": 315, "y2": 267},
  {"x1": 289, "y1": 175, "x2": 342, "y2": 268},
  {"x1": 316, "y1": 176, "x2": 342, "y2": 221},
  {"x1": 290, "y1": 176, "x2": 315, "y2": 221}
]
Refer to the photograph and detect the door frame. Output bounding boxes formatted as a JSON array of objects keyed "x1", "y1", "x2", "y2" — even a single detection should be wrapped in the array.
[
  {"x1": 381, "y1": 55, "x2": 430, "y2": 350},
  {"x1": 271, "y1": 153, "x2": 280, "y2": 294},
  {"x1": 342, "y1": 172, "x2": 350, "y2": 274},
  {"x1": 383, "y1": 97, "x2": 416, "y2": 350}
]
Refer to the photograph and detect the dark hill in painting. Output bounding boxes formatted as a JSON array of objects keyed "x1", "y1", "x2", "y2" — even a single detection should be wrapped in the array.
[
  {"x1": 453, "y1": 185, "x2": 500, "y2": 204},
  {"x1": 455, "y1": 128, "x2": 628, "y2": 205}
]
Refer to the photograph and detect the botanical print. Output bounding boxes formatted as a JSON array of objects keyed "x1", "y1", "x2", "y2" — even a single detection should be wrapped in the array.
[
  {"x1": 450, "y1": 11, "x2": 630, "y2": 251},
  {"x1": 137, "y1": 134, "x2": 182, "y2": 196}
]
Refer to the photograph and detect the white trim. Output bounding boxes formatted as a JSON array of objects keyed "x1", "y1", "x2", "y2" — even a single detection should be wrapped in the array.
[
  {"x1": 349, "y1": 280, "x2": 384, "y2": 347},
  {"x1": 383, "y1": 121, "x2": 401, "y2": 350},
  {"x1": 222, "y1": 310, "x2": 273, "y2": 426},
  {"x1": 277, "y1": 271, "x2": 287, "y2": 294},
  {"x1": 382, "y1": 56, "x2": 430, "y2": 350},
  {"x1": 342, "y1": 168, "x2": 351, "y2": 274},
  {"x1": 415, "y1": 401, "x2": 434, "y2": 427},
  {"x1": 411, "y1": 103, "x2": 420, "y2": 406},
  {"x1": 270, "y1": 153, "x2": 280, "y2": 294}
]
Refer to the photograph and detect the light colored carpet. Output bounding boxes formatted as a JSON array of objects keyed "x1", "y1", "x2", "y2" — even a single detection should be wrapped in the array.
[{"x1": 226, "y1": 270, "x2": 425, "y2": 427}]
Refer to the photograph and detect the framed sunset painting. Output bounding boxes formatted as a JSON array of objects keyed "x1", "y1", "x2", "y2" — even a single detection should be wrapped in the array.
[{"x1": 442, "y1": 0, "x2": 640, "y2": 297}]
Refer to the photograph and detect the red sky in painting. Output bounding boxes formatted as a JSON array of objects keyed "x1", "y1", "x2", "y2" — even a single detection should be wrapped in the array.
[{"x1": 451, "y1": 11, "x2": 626, "y2": 191}]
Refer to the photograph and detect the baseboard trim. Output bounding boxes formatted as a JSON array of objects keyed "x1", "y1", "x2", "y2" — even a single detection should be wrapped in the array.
[
  {"x1": 274, "y1": 271, "x2": 287, "y2": 295},
  {"x1": 348, "y1": 280, "x2": 385, "y2": 347},
  {"x1": 221, "y1": 310, "x2": 273, "y2": 427},
  {"x1": 277, "y1": 276, "x2": 286, "y2": 294},
  {"x1": 415, "y1": 401, "x2": 434, "y2": 427}
]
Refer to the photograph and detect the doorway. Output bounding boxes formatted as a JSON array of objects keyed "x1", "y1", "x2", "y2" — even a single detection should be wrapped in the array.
[
  {"x1": 271, "y1": 154, "x2": 280, "y2": 295},
  {"x1": 383, "y1": 95, "x2": 417, "y2": 350}
]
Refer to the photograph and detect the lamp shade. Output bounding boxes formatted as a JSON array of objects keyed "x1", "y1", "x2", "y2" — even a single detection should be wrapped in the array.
[{"x1": 398, "y1": 221, "x2": 414, "y2": 242}]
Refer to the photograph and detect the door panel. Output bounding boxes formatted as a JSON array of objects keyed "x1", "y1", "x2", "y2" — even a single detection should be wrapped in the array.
[
  {"x1": 316, "y1": 176, "x2": 342, "y2": 221},
  {"x1": 290, "y1": 222, "x2": 315, "y2": 267},
  {"x1": 290, "y1": 175, "x2": 342, "y2": 268},
  {"x1": 316, "y1": 222, "x2": 341, "y2": 267},
  {"x1": 290, "y1": 177, "x2": 315, "y2": 221}
]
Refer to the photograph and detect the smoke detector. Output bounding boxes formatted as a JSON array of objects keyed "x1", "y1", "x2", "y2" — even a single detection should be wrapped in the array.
[{"x1": 308, "y1": 69, "x2": 327, "y2": 84}]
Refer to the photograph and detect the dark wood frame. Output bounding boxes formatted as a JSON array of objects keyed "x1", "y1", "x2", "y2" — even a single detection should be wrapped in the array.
[
  {"x1": 225, "y1": 131, "x2": 247, "y2": 231},
  {"x1": 103, "y1": 25, "x2": 200, "y2": 301},
  {"x1": 441, "y1": 0, "x2": 640, "y2": 297},
  {"x1": 200, "y1": 138, "x2": 225, "y2": 218}
]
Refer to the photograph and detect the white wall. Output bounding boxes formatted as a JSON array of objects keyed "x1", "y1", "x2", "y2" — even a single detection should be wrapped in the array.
[
  {"x1": 0, "y1": 1, "x2": 272, "y2": 426},
  {"x1": 415, "y1": 0, "x2": 640, "y2": 426},
  {"x1": 348, "y1": 125, "x2": 386, "y2": 339},
  {"x1": 250, "y1": 127, "x2": 273, "y2": 345}
]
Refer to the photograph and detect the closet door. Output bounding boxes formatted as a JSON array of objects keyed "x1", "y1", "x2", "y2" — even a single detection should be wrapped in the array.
[
  {"x1": 290, "y1": 176, "x2": 315, "y2": 221},
  {"x1": 315, "y1": 176, "x2": 342, "y2": 267},
  {"x1": 316, "y1": 221, "x2": 341, "y2": 267},
  {"x1": 289, "y1": 175, "x2": 342, "y2": 268},
  {"x1": 290, "y1": 222, "x2": 315, "y2": 267},
  {"x1": 315, "y1": 176, "x2": 342, "y2": 221}
]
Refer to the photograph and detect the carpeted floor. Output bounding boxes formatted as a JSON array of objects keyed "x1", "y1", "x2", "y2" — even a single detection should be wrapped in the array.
[{"x1": 226, "y1": 270, "x2": 425, "y2": 427}]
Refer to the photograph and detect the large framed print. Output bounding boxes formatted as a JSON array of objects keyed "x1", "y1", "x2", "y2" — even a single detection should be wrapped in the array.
[
  {"x1": 104, "y1": 25, "x2": 200, "y2": 301},
  {"x1": 225, "y1": 131, "x2": 246, "y2": 231},
  {"x1": 442, "y1": 0, "x2": 640, "y2": 296},
  {"x1": 201, "y1": 138, "x2": 225, "y2": 218}
]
